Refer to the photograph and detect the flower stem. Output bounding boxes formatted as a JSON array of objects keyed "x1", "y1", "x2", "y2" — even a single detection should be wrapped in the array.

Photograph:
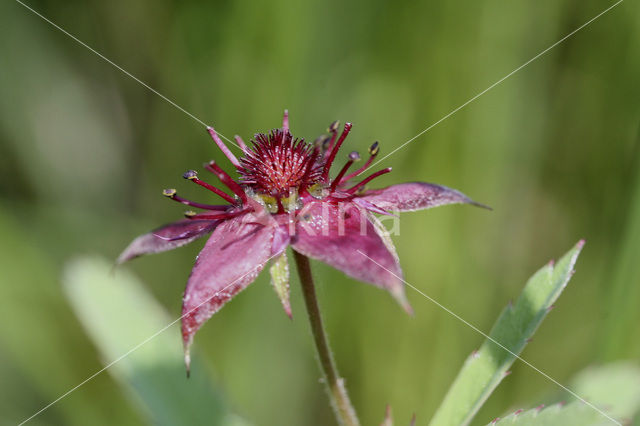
[{"x1": 293, "y1": 251, "x2": 360, "y2": 426}]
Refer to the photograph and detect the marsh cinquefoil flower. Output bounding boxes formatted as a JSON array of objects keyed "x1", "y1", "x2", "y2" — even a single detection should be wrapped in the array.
[{"x1": 119, "y1": 111, "x2": 486, "y2": 368}]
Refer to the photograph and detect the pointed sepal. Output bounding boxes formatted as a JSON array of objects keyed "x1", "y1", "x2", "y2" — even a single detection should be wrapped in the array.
[
  {"x1": 117, "y1": 219, "x2": 219, "y2": 264},
  {"x1": 269, "y1": 252, "x2": 292, "y2": 318},
  {"x1": 361, "y1": 182, "x2": 490, "y2": 212}
]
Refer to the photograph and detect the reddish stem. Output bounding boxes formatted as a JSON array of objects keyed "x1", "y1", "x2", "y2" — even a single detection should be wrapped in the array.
[{"x1": 293, "y1": 251, "x2": 360, "y2": 426}]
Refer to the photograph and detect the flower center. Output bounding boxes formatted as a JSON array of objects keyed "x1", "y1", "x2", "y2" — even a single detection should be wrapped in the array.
[{"x1": 238, "y1": 130, "x2": 323, "y2": 196}]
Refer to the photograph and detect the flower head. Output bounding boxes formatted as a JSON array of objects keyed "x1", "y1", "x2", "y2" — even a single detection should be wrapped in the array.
[{"x1": 118, "y1": 111, "x2": 488, "y2": 370}]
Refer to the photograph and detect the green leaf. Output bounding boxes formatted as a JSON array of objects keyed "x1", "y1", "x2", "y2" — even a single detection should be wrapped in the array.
[
  {"x1": 428, "y1": 241, "x2": 584, "y2": 426},
  {"x1": 485, "y1": 362, "x2": 640, "y2": 425},
  {"x1": 270, "y1": 252, "x2": 292, "y2": 318},
  {"x1": 569, "y1": 362, "x2": 640, "y2": 420},
  {"x1": 63, "y1": 256, "x2": 247, "y2": 426},
  {"x1": 488, "y1": 402, "x2": 612, "y2": 426},
  {"x1": 0, "y1": 211, "x2": 141, "y2": 425}
]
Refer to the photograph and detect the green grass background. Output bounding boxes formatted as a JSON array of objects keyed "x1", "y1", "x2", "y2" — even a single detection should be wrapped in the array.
[{"x1": 0, "y1": 0, "x2": 638, "y2": 424}]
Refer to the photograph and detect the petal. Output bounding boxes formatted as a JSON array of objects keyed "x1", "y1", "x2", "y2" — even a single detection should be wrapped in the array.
[
  {"x1": 117, "y1": 219, "x2": 219, "y2": 264},
  {"x1": 181, "y1": 214, "x2": 274, "y2": 369},
  {"x1": 352, "y1": 196, "x2": 396, "y2": 216},
  {"x1": 292, "y1": 201, "x2": 411, "y2": 313},
  {"x1": 360, "y1": 182, "x2": 490, "y2": 212}
]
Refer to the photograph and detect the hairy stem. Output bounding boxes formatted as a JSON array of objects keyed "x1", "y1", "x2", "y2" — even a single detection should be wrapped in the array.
[{"x1": 293, "y1": 250, "x2": 360, "y2": 426}]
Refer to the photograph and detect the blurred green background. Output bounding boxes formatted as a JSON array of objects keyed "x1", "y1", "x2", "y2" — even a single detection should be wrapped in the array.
[{"x1": 1, "y1": 0, "x2": 639, "y2": 424}]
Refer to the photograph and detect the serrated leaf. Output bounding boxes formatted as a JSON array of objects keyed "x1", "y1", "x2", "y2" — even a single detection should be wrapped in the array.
[
  {"x1": 63, "y1": 256, "x2": 247, "y2": 426},
  {"x1": 487, "y1": 362, "x2": 640, "y2": 426},
  {"x1": 489, "y1": 402, "x2": 612, "y2": 426},
  {"x1": 270, "y1": 252, "x2": 292, "y2": 318},
  {"x1": 428, "y1": 241, "x2": 585, "y2": 426},
  {"x1": 569, "y1": 362, "x2": 640, "y2": 420}
]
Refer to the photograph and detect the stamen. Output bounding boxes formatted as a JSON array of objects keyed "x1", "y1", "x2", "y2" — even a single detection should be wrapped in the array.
[
  {"x1": 330, "y1": 151, "x2": 360, "y2": 191},
  {"x1": 282, "y1": 109, "x2": 290, "y2": 133},
  {"x1": 345, "y1": 167, "x2": 392, "y2": 194},
  {"x1": 312, "y1": 135, "x2": 330, "y2": 158},
  {"x1": 163, "y1": 188, "x2": 229, "y2": 211},
  {"x1": 204, "y1": 161, "x2": 248, "y2": 203},
  {"x1": 183, "y1": 170, "x2": 236, "y2": 204},
  {"x1": 369, "y1": 140, "x2": 380, "y2": 156},
  {"x1": 323, "y1": 120, "x2": 340, "y2": 157},
  {"x1": 322, "y1": 137, "x2": 331, "y2": 152},
  {"x1": 184, "y1": 209, "x2": 248, "y2": 220},
  {"x1": 207, "y1": 126, "x2": 241, "y2": 168},
  {"x1": 234, "y1": 135, "x2": 248, "y2": 152},
  {"x1": 322, "y1": 122, "x2": 353, "y2": 181},
  {"x1": 314, "y1": 135, "x2": 327, "y2": 148},
  {"x1": 341, "y1": 141, "x2": 379, "y2": 183}
]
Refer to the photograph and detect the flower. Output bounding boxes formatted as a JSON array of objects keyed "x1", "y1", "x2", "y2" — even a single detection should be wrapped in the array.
[{"x1": 118, "y1": 111, "x2": 487, "y2": 368}]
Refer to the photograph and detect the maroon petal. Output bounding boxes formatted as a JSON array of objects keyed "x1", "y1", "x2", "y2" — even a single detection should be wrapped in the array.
[
  {"x1": 117, "y1": 219, "x2": 219, "y2": 264},
  {"x1": 181, "y1": 214, "x2": 274, "y2": 369},
  {"x1": 352, "y1": 196, "x2": 396, "y2": 216},
  {"x1": 292, "y1": 201, "x2": 411, "y2": 312},
  {"x1": 360, "y1": 182, "x2": 490, "y2": 212}
]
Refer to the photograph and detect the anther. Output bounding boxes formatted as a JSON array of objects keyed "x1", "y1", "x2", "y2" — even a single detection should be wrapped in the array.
[
  {"x1": 184, "y1": 210, "x2": 197, "y2": 217},
  {"x1": 340, "y1": 141, "x2": 380, "y2": 184},
  {"x1": 322, "y1": 137, "x2": 331, "y2": 151},
  {"x1": 312, "y1": 135, "x2": 329, "y2": 156},
  {"x1": 328, "y1": 120, "x2": 340, "y2": 132},
  {"x1": 314, "y1": 134, "x2": 329, "y2": 149},
  {"x1": 330, "y1": 150, "x2": 360, "y2": 192},
  {"x1": 368, "y1": 141, "x2": 379, "y2": 156},
  {"x1": 183, "y1": 170, "x2": 198, "y2": 180},
  {"x1": 163, "y1": 188, "x2": 177, "y2": 197}
]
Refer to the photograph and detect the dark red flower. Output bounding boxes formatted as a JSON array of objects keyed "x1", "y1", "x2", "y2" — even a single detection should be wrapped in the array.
[{"x1": 119, "y1": 111, "x2": 487, "y2": 368}]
